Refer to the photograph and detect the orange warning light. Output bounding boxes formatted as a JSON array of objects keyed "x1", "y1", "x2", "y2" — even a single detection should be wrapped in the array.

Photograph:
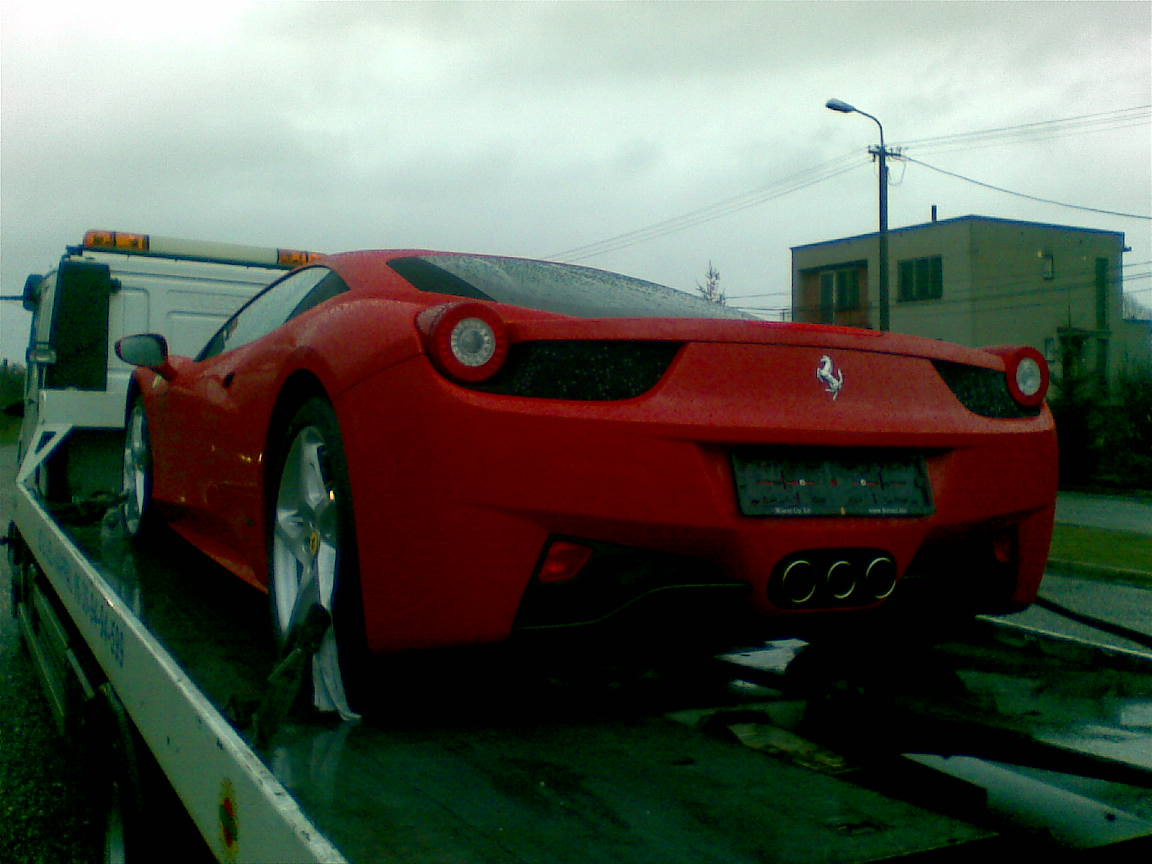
[
  {"x1": 277, "y1": 248, "x2": 319, "y2": 268},
  {"x1": 83, "y1": 230, "x2": 149, "y2": 252}
]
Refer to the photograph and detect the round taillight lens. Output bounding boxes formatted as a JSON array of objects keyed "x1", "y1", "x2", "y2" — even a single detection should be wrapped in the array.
[
  {"x1": 1005, "y1": 346, "x2": 1049, "y2": 407},
  {"x1": 450, "y1": 318, "x2": 498, "y2": 368},
  {"x1": 418, "y1": 302, "x2": 509, "y2": 382},
  {"x1": 1015, "y1": 357, "x2": 1043, "y2": 397}
]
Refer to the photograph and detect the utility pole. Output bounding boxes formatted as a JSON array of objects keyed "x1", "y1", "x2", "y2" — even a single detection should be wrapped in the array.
[
  {"x1": 826, "y1": 99, "x2": 902, "y2": 332},
  {"x1": 871, "y1": 139, "x2": 891, "y2": 332}
]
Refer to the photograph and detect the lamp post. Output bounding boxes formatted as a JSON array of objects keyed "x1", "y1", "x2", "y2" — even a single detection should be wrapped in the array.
[{"x1": 826, "y1": 98, "x2": 892, "y2": 332}]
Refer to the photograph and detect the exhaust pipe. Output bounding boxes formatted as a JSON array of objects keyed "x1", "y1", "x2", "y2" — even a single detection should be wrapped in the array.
[
  {"x1": 780, "y1": 559, "x2": 817, "y2": 605},
  {"x1": 825, "y1": 560, "x2": 856, "y2": 600},
  {"x1": 863, "y1": 556, "x2": 898, "y2": 599}
]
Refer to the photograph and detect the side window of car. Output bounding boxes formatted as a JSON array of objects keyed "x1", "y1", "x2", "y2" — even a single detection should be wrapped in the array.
[
  {"x1": 199, "y1": 267, "x2": 338, "y2": 361},
  {"x1": 286, "y1": 270, "x2": 350, "y2": 322}
]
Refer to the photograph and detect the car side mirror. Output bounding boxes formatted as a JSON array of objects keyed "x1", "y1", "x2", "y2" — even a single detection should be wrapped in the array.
[{"x1": 116, "y1": 333, "x2": 170, "y2": 369}]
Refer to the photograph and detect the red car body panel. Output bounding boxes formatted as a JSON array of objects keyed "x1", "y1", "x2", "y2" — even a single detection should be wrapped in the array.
[{"x1": 135, "y1": 250, "x2": 1058, "y2": 654}]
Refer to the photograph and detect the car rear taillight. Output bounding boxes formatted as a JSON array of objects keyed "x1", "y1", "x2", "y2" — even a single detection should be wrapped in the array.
[
  {"x1": 994, "y1": 346, "x2": 1050, "y2": 407},
  {"x1": 978, "y1": 345, "x2": 1050, "y2": 409},
  {"x1": 417, "y1": 302, "x2": 509, "y2": 382}
]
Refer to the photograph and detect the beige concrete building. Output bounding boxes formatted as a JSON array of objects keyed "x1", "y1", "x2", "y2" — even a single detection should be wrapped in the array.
[{"x1": 791, "y1": 215, "x2": 1149, "y2": 393}]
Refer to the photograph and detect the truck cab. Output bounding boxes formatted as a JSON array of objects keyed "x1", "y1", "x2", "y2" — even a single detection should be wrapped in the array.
[{"x1": 17, "y1": 230, "x2": 317, "y2": 501}]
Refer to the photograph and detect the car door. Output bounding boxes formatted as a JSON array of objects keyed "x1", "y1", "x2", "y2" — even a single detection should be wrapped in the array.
[{"x1": 172, "y1": 267, "x2": 349, "y2": 579}]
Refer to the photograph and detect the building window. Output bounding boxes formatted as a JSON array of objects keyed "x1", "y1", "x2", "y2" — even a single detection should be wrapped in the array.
[
  {"x1": 897, "y1": 255, "x2": 943, "y2": 302},
  {"x1": 819, "y1": 267, "x2": 860, "y2": 320}
]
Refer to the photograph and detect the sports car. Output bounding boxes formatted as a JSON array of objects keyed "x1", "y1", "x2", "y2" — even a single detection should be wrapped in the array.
[{"x1": 115, "y1": 250, "x2": 1057, "y2": 714}]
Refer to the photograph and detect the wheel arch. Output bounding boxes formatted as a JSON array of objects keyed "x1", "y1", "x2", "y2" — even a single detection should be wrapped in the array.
[
  {"x1": 262, "y1": 370, "x2": 333, "y2": 507},
  {"x1": 261, "y1": 371, "x2": 370, "y2": 714},
  {"x1": 124, "y1": 375, "x2": 142, "y2": 421}
]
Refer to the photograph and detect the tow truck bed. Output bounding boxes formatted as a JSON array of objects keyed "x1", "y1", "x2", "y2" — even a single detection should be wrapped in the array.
[{"x1": 9, "y1": 475, "x2": 1152, "y2": 861}]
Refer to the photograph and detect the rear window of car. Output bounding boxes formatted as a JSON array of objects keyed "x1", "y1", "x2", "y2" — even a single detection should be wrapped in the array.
[{"x1": 389, "y1": 255, "x2": 750, "y2": 320}]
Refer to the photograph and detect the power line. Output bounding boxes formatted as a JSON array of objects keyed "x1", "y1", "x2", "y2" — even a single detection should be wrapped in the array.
[
  {"x1": 727, "y1": 259, "x2": 1152, "y2": 305},
  {"x1": 894, "y1": 106, "x2": 1151, "y2": 155},
  {"x1": 547, "y1": 105, "x2": 1151, "y2": 262},
  {"x1": 908, "y1": 117, "x2": 1151, "y2": 158},
  {"x1": 906, "y1": 156, "x2": 1152, "y2": 220},
  {"x1": 733, "y1": 259, "x2": 1152, "y2": 310},
  {"x1": 732, "y1": 283, "x2": 1152, "y2": 325},
  {"x1": 736, "y1": 269, "x2": 1152, "y2": 320},
  {"x1": 547, "y1": 152, "x2": 865, "y2": 262}
]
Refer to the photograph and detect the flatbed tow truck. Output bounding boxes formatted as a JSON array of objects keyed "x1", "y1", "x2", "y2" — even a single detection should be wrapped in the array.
[{"x1": 4, "y1": 234, "x2": 1152, "y2": 862}]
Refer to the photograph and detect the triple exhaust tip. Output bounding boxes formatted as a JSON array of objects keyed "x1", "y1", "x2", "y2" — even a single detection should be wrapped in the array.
[{"x1": 779, "y1": 555, "x2": 897, "y2": 606}]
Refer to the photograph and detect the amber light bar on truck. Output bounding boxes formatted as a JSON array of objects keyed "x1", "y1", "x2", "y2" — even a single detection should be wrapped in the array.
[{"x1": 81, "y1": 230, "x2": 321, "y2": 269}]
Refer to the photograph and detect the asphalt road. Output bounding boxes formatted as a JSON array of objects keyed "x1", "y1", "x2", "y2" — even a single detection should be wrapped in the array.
[
  {"x1": 0, "y1": 443, "x2": 97, "y2": 862},
  {"x1": 1056, "y1": 491, "x2": 1152, "y2": 535}
]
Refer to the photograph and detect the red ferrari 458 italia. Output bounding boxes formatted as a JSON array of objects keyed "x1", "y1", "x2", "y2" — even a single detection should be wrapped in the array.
[{"x1": 116, "y1": 250, "x2": 1057, "y2": 714}]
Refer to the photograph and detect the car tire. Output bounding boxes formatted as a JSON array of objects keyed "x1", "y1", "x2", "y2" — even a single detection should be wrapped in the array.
[
  {"x1": 269, "y1": 397, "x2": 368, "y2": 719},
  {"x1": 121, "y1": 399, "x2": 153, "y2": 538},
  {"x1": 82, "y1": 684, "x2": 146, "y2": 864}
]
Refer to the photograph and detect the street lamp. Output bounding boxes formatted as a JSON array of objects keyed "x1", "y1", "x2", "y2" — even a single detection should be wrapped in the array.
[{"x1": 826, "y1": 98, "x2": 892, "y2": 331}]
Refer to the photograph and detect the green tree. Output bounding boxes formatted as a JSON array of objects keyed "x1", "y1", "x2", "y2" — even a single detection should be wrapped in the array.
[
  {"x1": 0, "y1": 361, "x2": 24, "y2": 408},
  {"x1": 1050, "y1": 334, "x2": 1152, "y2": 489},
  {"x1": 697, "y1": 261, "x2": 724, "y2": 306},
  {"x1": 0, "y1": 361, "x2": 26, "y2": 441}
]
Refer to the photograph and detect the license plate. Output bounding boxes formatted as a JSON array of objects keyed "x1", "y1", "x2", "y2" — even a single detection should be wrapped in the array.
[{"x1": 731, "y1": 450, "x2": 934, "y2": 517}]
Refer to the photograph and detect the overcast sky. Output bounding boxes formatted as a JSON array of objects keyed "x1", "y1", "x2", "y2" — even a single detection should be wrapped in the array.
[{"x1": 2, "y1": 0, "x2": 1149, "y2": 362}]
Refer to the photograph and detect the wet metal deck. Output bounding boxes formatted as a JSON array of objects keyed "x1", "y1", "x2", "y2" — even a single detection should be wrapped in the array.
[{"x1": 69, "y1": 517, "x2": 1152, "y2": 861}]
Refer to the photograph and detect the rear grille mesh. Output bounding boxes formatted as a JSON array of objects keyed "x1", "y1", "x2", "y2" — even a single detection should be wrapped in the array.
[
  {"x1": 466, "y1": 340, "x2": 682, "y2": 400},
  {"x1": 932, "y1": 360, "x2": 1041, "y2": 419}
]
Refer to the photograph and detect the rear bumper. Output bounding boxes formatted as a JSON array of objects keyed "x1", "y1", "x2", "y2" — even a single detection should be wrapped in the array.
[{"x1": 337, "y1": 349, "x2": 1057, "y2": 653}]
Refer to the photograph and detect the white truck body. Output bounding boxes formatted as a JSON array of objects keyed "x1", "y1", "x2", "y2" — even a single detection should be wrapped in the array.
[{"x1": 18, "y1": 231, "x2": 312, "y2": 500}]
